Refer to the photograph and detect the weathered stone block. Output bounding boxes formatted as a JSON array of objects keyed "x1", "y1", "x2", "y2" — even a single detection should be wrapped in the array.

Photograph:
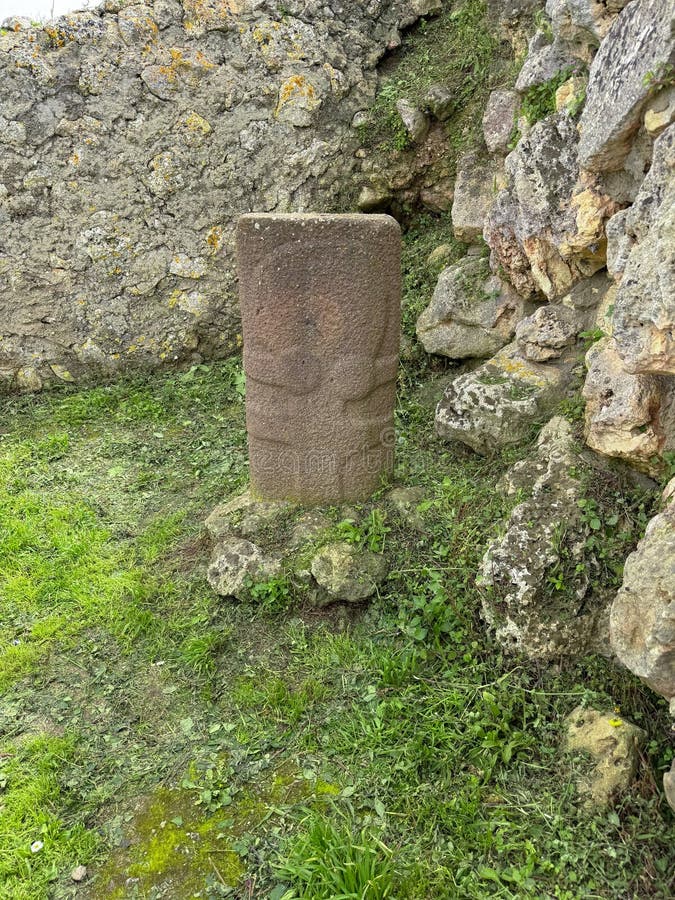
[
  {"x1": 582, "y1": 337, "x2": 675, "y2": 474},
  {"x1": 612, "y1": 125, "x2": 675, "y2": 375},
  {"x1": 451, "y1": 152, "x2": 496, "y2": 243},
  {"x1": 482, "y1": 89, "x2": 519, "y2": 155},
  {"x1": 578, "y1": 0, "x2": 675, "y2": 172},
  {"x1": 416, "y1": 257, "x2": 529, "y2": 359},
  {"x1": 237, "y1": 213, "x2": 401, "y2": 504},
  {"x1": 610, "y1": 478, "x2": 675, "y2": 705},
  {"x1": 435, "y1": 342, "x2": 573, "y2": 454}
]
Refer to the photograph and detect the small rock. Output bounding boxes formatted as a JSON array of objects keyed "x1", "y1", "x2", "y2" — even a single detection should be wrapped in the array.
[
  {"x1": 71, "y1": 866, "x2": 88, "y2": 882},
  {"x1": 515, "y1": 304, "x2": 580, "y2": 362},
  {"x1": 554, "y1": 76, "x2": 586, "y2": 113},
  {"x1": 426, "y1": 244, "x2": 456, "y2": 269},
  {"x1": 395, "y1": 99, "x2": 429, "y2": 144},
  {"x1": 289, "y1": 511, "x2": 331, "y2": 548},
  {"x1": 387, "y1": 486, "x2": 426, "y2": 530},
  {"x1": 310, "y1": 541, "x2": 388, "y2": 603},
  {"x1": 357, "y1": 184, "x2": 391, "y2": 212},
  {"x1": 207, "y1": 537, "x2": 281, "y2": 600},
  {"x1": 419, "y1": 178, "x2": 454, "y2": 212},
  {"x1": 451, "y1": 152, "x2": 497, "y2": 243},
  {"x1": 565, "y1": 706, "x2": 646, "y2": 809},
  {"x1": 205, "y1": 491, "x2": 293, "y2": 542},
  {"x1": 482, "y1": 89, "x2": 519, "y2": 155},
  {"x1": 644, "y1": 85, "x2": 675, "y2": 137},
  {"x1": 515, "y1": 32, "x2": 574, "y2": 93},
  {"x1": 423, "y1": 82, "x2": 455, "y2": 121}
]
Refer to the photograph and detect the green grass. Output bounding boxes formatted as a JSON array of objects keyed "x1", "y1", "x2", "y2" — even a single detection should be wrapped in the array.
[
  {"x1": 0, "y1": 223, "x2": 673, "y2": 898},
  {"x1": 359, "y1": 0, "x2": 501, "y2": 163}
]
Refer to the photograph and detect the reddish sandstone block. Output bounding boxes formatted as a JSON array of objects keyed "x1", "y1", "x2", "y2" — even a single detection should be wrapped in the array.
[{"x1": 237, "y1": 213, "x2": 401, "y2": 504}]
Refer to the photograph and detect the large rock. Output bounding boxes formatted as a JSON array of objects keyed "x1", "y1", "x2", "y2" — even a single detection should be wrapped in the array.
[
  {"x1": 583, "y1": 337, "x2": 675, "y2": 475},
  {"x1": 565, "y1": 706, "x2": 646, "y2": 809},
  {"x1": 515, "y1": 30, "x2": 574, "y2": 93},
  {"x1": 0, "y1": 2, "x2": 430, "y2": 393},
  {"x1": 416, "y1": 256, "x2": 529, "y2": 359},
  {"x1": 515, "y1": 304, "x2": 581, "y2": 361},
  {"x1": 546, "y1": 0, "x2": 630, "y2": 61},
  {"x1": 612, "y1": 125, "x2": 675, "y2": 375},
  {"x1": 578, "y1": 0, "x2": 675, "y2": 172},
  {"x1": 485, "y1": 112, "x2": 618, "y2": 299},
  {"x1": 435, "y1": 343, "x2": 573, "y2": 454},
  {"x1": 610, "y1": 478, "x2": 675, "y2": 704},
  {"x1": 479, "y1": 417, "x2": 613, "y2": 658},
  {"x1": 451, "y1": 152, "x2": 497, "y2": 243}
]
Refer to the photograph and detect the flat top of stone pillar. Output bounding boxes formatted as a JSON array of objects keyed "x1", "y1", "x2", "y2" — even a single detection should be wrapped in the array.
[{"x1": 237, "y1": 212, "x2": 400, "y2": 232}]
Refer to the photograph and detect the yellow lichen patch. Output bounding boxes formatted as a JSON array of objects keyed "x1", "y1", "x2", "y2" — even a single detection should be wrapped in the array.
[
  {"x1": 176, "y1": 110, "x2": 212, "y2": 138},
  {"x1": 183, "y1": 0, "x2": 242, "y2": 34},
  {"x1": 49, "y1": 364, "x2": 75, "y2": 382},
  {"x1": 275, "y1": 74, "x2": 318, "y2": 117},
  {"x1": 206, "y1": 225, "x2": 224, "y2": 254}
]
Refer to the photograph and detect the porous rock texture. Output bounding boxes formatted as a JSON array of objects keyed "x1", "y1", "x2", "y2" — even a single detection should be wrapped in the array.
[
  {"x1": 582, "y1": 337, "x2": 675, "y2": 476},
  {"x1": 0, "y1": 0, "x2": 430, "y2": 393},
  {"x1": 479, "y1": 417, "x2": 613, "y2": 659},
  {"x1": 416, "y1": 256, "x2": 530, "y2": 360},
  {"x1": 565, "y1": 706, "x2": 646, "y2": 809},
  {"x1": 435, "y1": 343, "x2": 574, "y2": 454},
  {"x1": 577, "y1": 0, "x2": 675, "y2": 173},
  {"x1": 610, "y1": 478, "x2": 675, "y2": 706},
  {"x1": 484, "y1": 112, "x2": 619, "y2": 300}
]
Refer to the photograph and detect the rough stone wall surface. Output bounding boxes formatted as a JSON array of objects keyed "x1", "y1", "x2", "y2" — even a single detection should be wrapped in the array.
[{"x1": 0, "y1": 0, "x2": 428, "y2": 393}]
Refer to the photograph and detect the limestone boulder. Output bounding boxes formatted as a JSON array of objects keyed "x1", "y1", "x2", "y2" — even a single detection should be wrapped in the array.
[
  {"x1": 578, "y1": 0, "x2": 675, "y2": 173},
  {"x1": 451, "y1": 152, "x2": 497, "y2": 243},
  {"x1": 582, "y1": 337, "x2": 675, "y2": 475},
  {"x1": 612, "y1": 125, "x2": 675, "y2": 375},
  {"x1": 484, "y1": 112, "x2": 618, "y2": 299},
  {"x1": 515, "y1": 304, "x2": 581, "y2": 361},
  {"x1": 546, "y1": 0, "x2": 630, "y2": 60},
  {"x1": 310, "y1": 541, "x2": 388, "y2": 603},
  {"x1": 416, "y1": 256, "x2": 530, "y2": 359},
  {"x1": 515, "y1": 31, "x2": 574, "y2": 93},
  {"x1": 610, "y1": 479, "x2": 675, "y2": 704},
  {"x1": 435, "y1": 342, "x2": 573, "y2": 454},
  {"x1": 479, "y1": 417, "x2": 612, "y2": 658},
  {"x1": 207, "y1": 537, "x2": 281, "y2": 600},
  {"x1": 482, "y1": 89, "x2": 519, "y2": 155},
  {"x1": 565, "y1": 707, "x2": 646, "y2": 809}
]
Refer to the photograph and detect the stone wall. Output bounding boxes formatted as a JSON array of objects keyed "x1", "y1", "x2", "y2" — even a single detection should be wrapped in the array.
[{"x1": 0, "y1": 0, "x2": 438, "y2": 392}]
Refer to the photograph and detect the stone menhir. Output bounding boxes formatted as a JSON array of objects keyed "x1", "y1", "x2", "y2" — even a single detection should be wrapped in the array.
[{"x1": 237, "y1": 213, "x2": 401, "y2": 504}]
